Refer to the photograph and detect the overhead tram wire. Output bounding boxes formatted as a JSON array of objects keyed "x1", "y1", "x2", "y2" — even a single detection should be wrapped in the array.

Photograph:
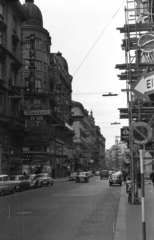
[{"x1": 73, "y1": 0, "x2": 125, "y2": 76}]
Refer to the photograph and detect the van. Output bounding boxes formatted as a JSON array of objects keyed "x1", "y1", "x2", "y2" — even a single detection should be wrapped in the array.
[{"x1": 100, "y1": 170, "x2": 108, "y2": 180}]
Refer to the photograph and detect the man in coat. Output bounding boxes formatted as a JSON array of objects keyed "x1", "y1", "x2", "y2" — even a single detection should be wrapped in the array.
[{"x1": 150, "y1": 171, "x2": 154, "y2": 186}]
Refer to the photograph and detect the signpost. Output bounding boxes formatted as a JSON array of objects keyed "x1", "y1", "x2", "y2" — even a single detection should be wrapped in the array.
[
  {"x1": 130, "y1": 122, "x2": 152, "y2": 240},
  {"x1": 132, "y1": 67, "x2": 154, "y2": 101}
]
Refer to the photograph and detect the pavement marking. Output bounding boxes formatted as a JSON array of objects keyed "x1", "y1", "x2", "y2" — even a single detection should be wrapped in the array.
[{"x1": 15, "y1": 211, "x2": 32, "y2": 215}]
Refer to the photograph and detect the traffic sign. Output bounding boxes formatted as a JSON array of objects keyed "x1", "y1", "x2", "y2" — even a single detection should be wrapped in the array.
[
  {"x1": 130, "y1": 122, "x2": 152, "y2": 144},
  {"x1": 132, "y1": 67, "x2": 154, "y2": 101}
]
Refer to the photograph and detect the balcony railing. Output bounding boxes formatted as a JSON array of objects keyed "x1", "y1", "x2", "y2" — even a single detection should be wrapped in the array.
[{"x1": 24, "y1": 87, "x2": 48, "y2": 95}]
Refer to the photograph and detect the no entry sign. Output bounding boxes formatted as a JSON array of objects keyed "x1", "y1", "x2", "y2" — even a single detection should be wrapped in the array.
[{"x1": 130, "y1": 122, "x2": 152, "y2": 144}]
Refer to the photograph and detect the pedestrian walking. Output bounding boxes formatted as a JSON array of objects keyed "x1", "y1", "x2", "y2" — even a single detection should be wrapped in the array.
[{"x1": 150, "y1": 171, "x2": 154, "y2": 186}]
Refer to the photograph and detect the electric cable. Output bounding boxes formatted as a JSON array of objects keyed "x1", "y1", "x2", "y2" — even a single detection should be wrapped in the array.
[{"x1": 73, "y1": 0, "x2": 125, "y2": 76}]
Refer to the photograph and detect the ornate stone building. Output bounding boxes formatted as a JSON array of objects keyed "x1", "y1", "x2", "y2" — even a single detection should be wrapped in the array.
[
  {"x1": 21, "y1": 0, "x2": 74, "y2": 177},
  {"x1": 71, "y1": 101, "x2": 105, "y2": 171},
  {"x1": 0, "y1": 0, "x2": 28, "y2": 175}
]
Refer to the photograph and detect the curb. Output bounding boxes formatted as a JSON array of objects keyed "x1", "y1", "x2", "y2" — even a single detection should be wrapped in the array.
[{"x1": 114, "y1": 185, "x2": 127, "y2": 240}]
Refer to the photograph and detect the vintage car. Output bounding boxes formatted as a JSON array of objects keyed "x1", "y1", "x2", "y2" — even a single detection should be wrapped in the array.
[
  {"x1": 95, "y1": 171, "x2": 100, "y2": 176},
  {"x1": 87, "y1": 171, "x2": 93, "y2": 177},
  {"x1": 100, "y1": 170, "x2": 108, "y2": 180},
  {"x1": 26, "y1": 174, "x2": 42, "y2": 188},
  {"x1": 10, "y1": 175, "x2": 30, "y2": 191},
  {"x1": 0, "y1": 174, "x2": 17, "y2": 196},
  {"x1": 69, "y1": 172, "x2": 78, "y2": 181},
  {"x1": 36, "y1": 173, "x2": 54, "y2": 186},
  {"x1": 76, "y1": 172, "x2": 89, "y2": 183},
  {"x1": 109, "y1": 172, "x2": 122, "y2": 186}
]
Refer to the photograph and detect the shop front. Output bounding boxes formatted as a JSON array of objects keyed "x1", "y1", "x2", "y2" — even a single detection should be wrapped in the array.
[{"x1": 22, "y1": 153, "x2": 53, "y2": 175}]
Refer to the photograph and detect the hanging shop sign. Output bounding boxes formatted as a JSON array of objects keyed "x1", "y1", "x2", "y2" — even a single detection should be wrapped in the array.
[
  {"x1": 121, "y1": 127, "x2": 129, "y2": 142},
  {"x1": 24, "y1": 109, "x2": 51, "y2": 116},
  {"x1": 130, "y1": 122, "x2": 152, "y2": 144}
]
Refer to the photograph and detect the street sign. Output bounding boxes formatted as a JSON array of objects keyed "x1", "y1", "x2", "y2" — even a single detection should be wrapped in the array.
[
  {"x1": 130, "y1": 122, "x2": 152, "y2": 144},
  {"x1": 132, "y1": 67, "x2": 154, "y2": 101},
  {"x1": 121, "y1": 127, "x2": 129, "y2": 142}
]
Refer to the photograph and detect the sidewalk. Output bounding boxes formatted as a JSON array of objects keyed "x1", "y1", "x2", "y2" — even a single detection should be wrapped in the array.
[{"x1": 114, "y1": 181, "x2": 154, "y2": 240}]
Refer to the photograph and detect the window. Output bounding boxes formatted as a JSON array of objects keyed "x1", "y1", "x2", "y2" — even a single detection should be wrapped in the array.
[
  {"x1": 35, "y1": 60, "x2": 41, "y2": 71},
  {"x1": 35, "y1": 79, "x2": 41, "y2": 88},
  {"x1": 3, "y1": 176, "x2": 9, "y2": 181},
  {"x1": 25, "y1": 101, "x2": 30, "y2": 108},
  {"x1": 25, "y1": 79, "x2": 29, "y2": 87},
  {"x1": 34, "y1": 99, "x2": 41, "y2": 105},
  {"x1": 13, "y1": 15, "x2": 17, "y2": 33},
  {"x1": 35, "y1": 38, "x2": 39, "y2": 49},
  {"x1": 44, "y1": 62, "x2": 47, "y2": 73},
  {"x1": 11, "y1": 70, "x2": 17, "y2": 86},
  {"x1": 24, "y1": 60, "x2": 30, "y2": 70},
  {"x1": 0, "y1": 62, "x2": 3, "y2": 79},
  {"x1": 0, "y1": 31, "x2": 2, "y2": 44},
  {"x1": 0, "y1": 4, "x2": 3, "y2": 19},
  {"x1": 25, "y1": 37, "x2": 30, "y2": 49}
]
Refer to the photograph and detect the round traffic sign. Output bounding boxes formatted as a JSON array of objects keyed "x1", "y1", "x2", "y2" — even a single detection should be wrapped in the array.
[{"x1": 130, "y1": 122, "x2": 152, "y2": 144}]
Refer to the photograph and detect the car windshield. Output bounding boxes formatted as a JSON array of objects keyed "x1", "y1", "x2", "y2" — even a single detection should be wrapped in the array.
[
  {"x1": 37, "y1": 174, "x2": 48, "y2": 177},
  {"x1": 10, "y1": 176, "x2": 16, "y2": 180},
  {"x1": 79, "y1": 172, "x2": 86, "y2": 176}
]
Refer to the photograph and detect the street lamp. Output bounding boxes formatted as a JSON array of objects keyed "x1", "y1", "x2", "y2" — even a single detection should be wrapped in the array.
[{"x1": 102, "y1": 92, "x2": 118, "y2": 97}]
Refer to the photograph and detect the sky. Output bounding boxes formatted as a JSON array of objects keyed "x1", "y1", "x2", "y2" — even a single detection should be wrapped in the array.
[{"x1": 20, "y1": 0, "x2": 128, "y2": 149}]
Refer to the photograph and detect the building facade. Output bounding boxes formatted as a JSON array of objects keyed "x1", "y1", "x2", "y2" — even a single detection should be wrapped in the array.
[
  {"x1": 0, "y1": 0, "x2": 28, "y2": 175},
  {"x1": 72, "y1": 101, "x2": 105, "y2": 171},
  {"x1": 21, "y1": 0, "x2": 74, "y2": 177}
]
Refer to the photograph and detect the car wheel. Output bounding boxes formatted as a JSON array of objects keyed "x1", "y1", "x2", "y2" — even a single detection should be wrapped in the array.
[
  {"x1": 12, "y1": 188, "x2": 16, "y2": 194},
  {"x1": 46, "y1": 182, "x2": 49, "y2": 187},
  {"x1": 0, "y1": 190, "x2": 4, "y2": 196},
  {"x1": 27, "y1": 185, "x2": 30, "y2": 190},
  {"x1": 51, "y1": 182, "x2": 53, "y2": 186},
  {"x1": 20, "y1": 186, "x2": 23, "y2": 192},
  {"x1": 109, "y1": 183, "x2": 112, "y2": 186}
]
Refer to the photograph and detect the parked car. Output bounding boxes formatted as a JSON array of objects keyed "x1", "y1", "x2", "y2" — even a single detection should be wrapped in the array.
[
  {"x1": 100, "y1": 170, "x2": 108, "y2": 179},
  {"x1": 76, "y1": 172, "x2": 89, "y2": 183},
  {"x1": 0, "y1": 174, "x2": 17, "y2": 196},
  {"x1": 87, "y1": 171, "x2": 93, "y2": 177},
  {"x1": 10, "y1": 175, "x2": 30, "y2": 191},
  {"x1": 95, "y1": 171, "x2": 100, "y2": 176},
  {"x1": 36, "y1": 173, "x2": 54, "y2": 186},
  {"x1": 109, "y1": 172, "x2": 122, "y2": 186},
  {"x1": 27, "y1": 174, "x2": 42, "y2": 188},
  {"x1": 69, "y1": 172, "x2": 77, "y2": 181}
]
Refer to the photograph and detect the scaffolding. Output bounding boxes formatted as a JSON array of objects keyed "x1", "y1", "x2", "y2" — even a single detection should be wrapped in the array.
[{"x1": 116, "y1": 0, "x2": 154, "y2": 204}]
